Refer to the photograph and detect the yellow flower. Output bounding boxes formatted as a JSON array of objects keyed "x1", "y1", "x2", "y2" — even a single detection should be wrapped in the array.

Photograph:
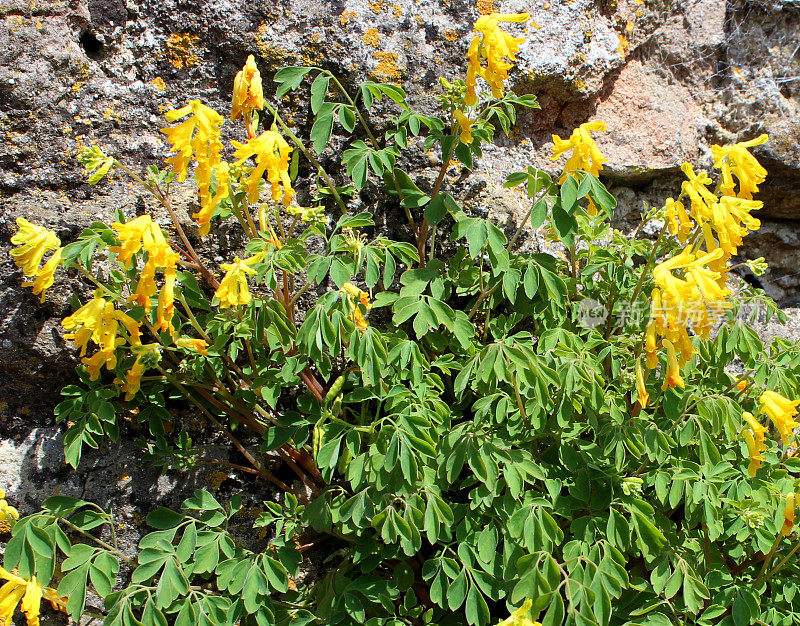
[
  {"x1": 232, "y1": 130, "x2": 295, "y2": 205},
  {"x1": 496, "y1": 598, "x2": 541, "y2": 626},
  {"x1": 341, "y1": 282, "x2": 372, "y2": 329},
  {"x1": 635, "y1": 358, "x2": 649, "y2": 408},
  {"x1": 660, "y1": 339, "x2": 685, "y2": 390},
  {"x1": 111, "y1": 215, "x2": 152, "y2": 267},
  {"x1": 62, "y1": 296, "x2": 142, "y2": 380},
  {"x1": 711, "y1": 134, "x2": 768, "y2": 199},
  {"x1": 0, "y1": 567, "x2": 66, "y2": 626},
  {"x1": 193, "y1": 161, "x2": 230, "y2": 236},
  {"x1": 215, "y1": 256, "x2": 258, "y2": 308},
  {"x1": 742, "y1": 411, "x2": 767, "y2": 477},
  {"x1": 454, "y1": 110, "x2": 473, "y2": 143},
  {"x1": 231, "y1": 54, "x2": 266, "y2": 121},
  {"x1": 0, "y1": 488, "x2": 19, "y2": 526},
  {"x1": 783, "y1": 492, "x2": 796, "y2": 537},
  {"x1": 115, "y1": 344, "x2": 161, "y2": 401},
  {"x1": 23, "y1": 248, "x2": 62, "y2": 303},
  {"x1": 161, "y1": 101, "x2": 224, "y2": 234},
  {"x1": 760, "y1": 390, "x2": 800, "y2": 446},
  {"x1": 176, "y1": 337, "x2": 209, "y2": 354},
  {"x1": 112, "y1": 217, "x2": 180, "y2": 318},
  {"x1": 551, "y1": 121, "x2": 607, "y2": 213},
  {"x1": 680, "y1": 163, "x2": 717, "y2": 226},
  {"x1": 665, "y1": 197, "x2": 692, "y2": 243},
  {"x1": 465, "y1": 13, "x2": 529, "y2": 106},
  {"x1": 10, "y1": 218, "x2": 60, "y2": 277},
  {"x1": 155, "y1": 259, "x2": 177, "y2": 335}
]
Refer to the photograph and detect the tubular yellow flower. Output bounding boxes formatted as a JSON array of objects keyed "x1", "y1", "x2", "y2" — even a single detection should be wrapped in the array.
[
  {"x1": 711, "y1": 134, "x2": 768, "y2": 199},
  {"x1": 782, "y1": 491, "x2": 795, "y2": 537},
  {"x1": 155, "y1": 257, "x2": 178, "y2": 335},
  {"x1": 680, "y1": 163, "x2": 717, "y2": 225},
  {"x1": 661, "y1": 339, "x2": 685, "y2": 390},
  {"x1": 465, "y1": 13, "x2": 529, "y2": 105},
  {"x1": 24, "y1": 247, "x2": 62, "y2": 303},
  {"x1": 111, "y1": 215, "x2": 153, "y2": 267},
  {"x1": 341, "y1": 282, "x2": 372, "y2": 329},
  {"x1": 10, "y1": 218, "x2": 60, "y2": 277},
  {"x1": 454, "y1": 110, "x2": 473, "y2": 143},
  {"x1": 176, "y1": 337, "x2": 209, "y2": 354},
  {"x1": 635, "y1": 358, "x2": 649, "y2": 408},
  {"x1": 215, "y1": 256, "x2": 258, "y2": 308},
  {"x1": 231, "y1": 54, "x2": 265, "y2": 121},
  {"x1": 0, "y1": 488, "x2": 18, "y2": 526},
  {"x1": 742, "y1": 411, "x2": 767, "y2": 477},
  {"x1": 760, "y1": 390, "x2": 800, "y2": 446},
  {"x1": 232, "y1": 130, "x2": 295, "y2": 205},
  {"x1": 665, "y1": 197, "x2": 692, "y2": 243}
]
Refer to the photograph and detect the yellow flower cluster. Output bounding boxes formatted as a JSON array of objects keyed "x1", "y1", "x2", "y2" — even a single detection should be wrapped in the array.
[
  {"x1": 0, "y1": 567, "x2": 67, "y2": 626},
  {"x1": 214, "y1": 253, "x2": 263, "y2": 308},
  {"x1": 10, "y1": 218, "x2": 63, "y2": 302},
  {"x1": 161, "y1": 100, "x2": 226, "y2": 236},
  {"x1": 465, "y1": 13, "x2": 529, "y2": 106},
  {"x1": 645, "y1": 135, "x2": 768, "y2": 390},
  {"x1": 232, "y1": 130, "x2": 295, "y2": 206},
  {"x1": 0, "y1": 488, "x2": 18, "y2": 530},
  {"x1": 550, "y1": 120, "x2": 607, "y2": 215},
  {"x1": 110, "y1": 215, "x2": 179, "y2": 335},
  {"x1": 341, "y1": 282, "x2": 372, "y2": 330},
  {"x1": 231, "y1": 54, "x2": 265, "y2": 122},
  {"x1": 739, "y1": 391, "x2": 799, "y2": 477},
  {"x1": 61, "y1": 295, "x2": 142, "y2": 381}
]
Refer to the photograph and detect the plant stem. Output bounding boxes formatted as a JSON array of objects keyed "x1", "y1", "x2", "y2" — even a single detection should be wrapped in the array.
[
  {"x1": 61, "y1": 518, "x2": 136, "y2": 567},
  {"x1": 755, "y1": 534, "x2": 784, "y2": 586},
  {"x1": 263, "y1": 102, "x2": 348, "y2": 215}
]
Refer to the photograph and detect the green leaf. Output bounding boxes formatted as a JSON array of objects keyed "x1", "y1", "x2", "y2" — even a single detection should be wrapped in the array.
[
  {"x1": 310, "y1": 73, "x2": 330, "y2": 114},
  {"x1": 274, "y1": 66, "x2": 313, "y2": 97}
]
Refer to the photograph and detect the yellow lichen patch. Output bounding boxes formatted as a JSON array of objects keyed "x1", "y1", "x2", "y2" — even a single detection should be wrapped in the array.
[
  {"x1": 392, "y1": 3, "x2": 402, "y2": 17},
  {"x1": 339, "y1": 10, "x2": 357, "y2": 26},
  {"x1": 368, "y1": 0, "x2": 388, "y2": 13},
  {"x1": 363, "y1": 28, "x2": 381, "y2": 48},
  {"x1": 444, "y1": 28, "x2": 459, "y2": 41},
  {"x1": 150, "y1": 76, "x2": 166, "y2": 91},
  {"x1": 165, "y1": 32, "x2": 200, "y2": 69},
  {"x1": 617, "y1": 33, "x2": 629, "y2": 57},
  {"x1": 476, "y1": 0, "x2": 496, "y2": 15},
  {"x1": 371, "y1": 51, "x2": 401, "y2": 81},
  {"x1": 103, "y1": 107, "x2": 114, "y2": 120}
]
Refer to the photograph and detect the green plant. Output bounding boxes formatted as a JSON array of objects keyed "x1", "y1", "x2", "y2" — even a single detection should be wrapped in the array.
[{"x1": 4, "y1": 11, "x2": 800, "y2": 626}]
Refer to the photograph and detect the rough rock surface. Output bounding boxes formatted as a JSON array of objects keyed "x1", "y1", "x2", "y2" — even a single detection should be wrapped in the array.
[{"x1": 1, "y1": 0, "x2": 800, "y2": 590}]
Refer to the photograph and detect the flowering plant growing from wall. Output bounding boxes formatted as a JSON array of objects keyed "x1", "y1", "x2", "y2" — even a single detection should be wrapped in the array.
[{"x1": 3, "y1": 12, "x2": 800, "y2": 626}]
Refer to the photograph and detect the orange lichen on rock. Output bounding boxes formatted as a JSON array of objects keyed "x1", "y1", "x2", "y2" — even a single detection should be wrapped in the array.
[
  {"x1": 372, "y1": 51, "x2": 401, "y2": 81},
  {"x1": 476, "y1": 0, "x2": 496, "y2": 15},
  {"x1": 363, "y1": 28, "x2": 381, "y2": 48},
  {"x1": 165, "y1": 33, "x2": 200, "y2": 69}
]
